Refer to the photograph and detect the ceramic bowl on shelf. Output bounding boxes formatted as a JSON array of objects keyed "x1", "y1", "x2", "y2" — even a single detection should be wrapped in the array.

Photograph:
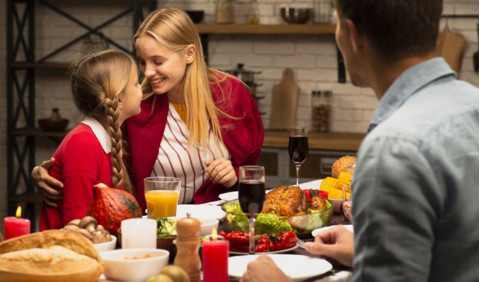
[
  {"x1": 38, "y1": 118, "x2": 69, "y2": 132},
  {"x1": 100, "y1": 248, "x2": 169, "y2": 282},
  {"x1": 280, "y1": 7, "x2": 313, "y2": 24}
]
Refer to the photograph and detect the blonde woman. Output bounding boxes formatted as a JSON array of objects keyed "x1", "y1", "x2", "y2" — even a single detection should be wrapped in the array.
[
  {"x1": 34, "y1": 8, "x2": 264, "y2": 211},
  {"x1": 39, "y1": 50, "x2": 142, "y2": 230}
]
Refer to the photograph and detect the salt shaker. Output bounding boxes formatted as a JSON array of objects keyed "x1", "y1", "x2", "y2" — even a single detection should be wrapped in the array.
[{"x1": 174, "y1": 214, "x2": 202, "y2": 282}]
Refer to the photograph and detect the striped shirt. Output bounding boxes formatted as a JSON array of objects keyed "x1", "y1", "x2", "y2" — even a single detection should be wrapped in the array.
[{"x1": 151, "y1": 103, "x2": 230, "y2": 204}]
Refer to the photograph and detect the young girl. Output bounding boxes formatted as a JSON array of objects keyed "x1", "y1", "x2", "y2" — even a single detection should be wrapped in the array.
[{"x1": 39, "y1": 49, "x2": 142, "y2": 230}]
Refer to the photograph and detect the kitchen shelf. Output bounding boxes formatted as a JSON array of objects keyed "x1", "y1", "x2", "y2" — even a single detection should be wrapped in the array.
[
  {"x1": 195, "y1": 24, "x2": 336, "y2": 35},
  {"x1": 263, "y1": 130, "x2": 365, "y2": 151},
  {"x1": 196, "y1": 23, "x2": 346, "y2": 83}
]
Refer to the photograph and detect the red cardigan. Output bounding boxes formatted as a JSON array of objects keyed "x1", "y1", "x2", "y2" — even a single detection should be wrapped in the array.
[
  {"x1": 125, "y1": 75, "x2": 264, "y2": 209},
  {"x1": 40, "y1": 124, "x2": 115, "y2": 230}
]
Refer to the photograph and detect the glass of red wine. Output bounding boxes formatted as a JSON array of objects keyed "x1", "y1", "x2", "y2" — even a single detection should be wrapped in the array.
[
  {"x1": 238, "y1": 165, "x2": 266, "y2": 254},
  {"x1": 288, "y1": 126, "x2": 309, "y2": 187}
]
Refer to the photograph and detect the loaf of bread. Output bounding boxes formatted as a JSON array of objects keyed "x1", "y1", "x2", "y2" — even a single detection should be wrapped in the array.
[
  {"x1": 0, "y1": 230, "x2": 103, "y2": 282},
  {"x1": 331, "y1": 156, "x2": 356, "y2": 178}
]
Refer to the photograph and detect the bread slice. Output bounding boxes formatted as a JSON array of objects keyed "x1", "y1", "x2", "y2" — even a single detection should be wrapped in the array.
[{"x1": 0, "y1": 230, "x2": 103, "y2": 282}]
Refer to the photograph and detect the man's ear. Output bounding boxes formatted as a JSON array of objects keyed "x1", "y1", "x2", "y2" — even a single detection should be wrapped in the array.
[
  {"x1": 185, "y1": 44, "x2": 196, "y2": 64},
  {"x1": 346, "y1": 19, "x2": 364, "y2": 53}
]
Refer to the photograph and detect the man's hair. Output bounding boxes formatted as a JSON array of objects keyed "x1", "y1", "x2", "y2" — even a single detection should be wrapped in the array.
[{"x1": 336, "y1": 0, "x2": 443, "y2": 61}]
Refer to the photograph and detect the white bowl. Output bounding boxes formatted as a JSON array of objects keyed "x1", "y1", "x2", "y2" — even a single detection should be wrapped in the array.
[
  {"x1": 198, "y1": 218, "x2": 219, "y2": 236},
  {"x1": 94, "y1": 235, "x2": 117, "y2": 252},
  {"x1": 100, "y1": 248, "x2": 169, "y2": 282}
]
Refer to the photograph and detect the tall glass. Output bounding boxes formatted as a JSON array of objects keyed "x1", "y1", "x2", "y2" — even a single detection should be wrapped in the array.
[
  {"x1": 238, "y1": 166, "x2": 266, "y2": 254},
  {"x1": 144, "y1": 177, "x2": 181, "y2": 219},
  {"x1": 288, "y1": 126, "x2": 309, "y2": 186}
]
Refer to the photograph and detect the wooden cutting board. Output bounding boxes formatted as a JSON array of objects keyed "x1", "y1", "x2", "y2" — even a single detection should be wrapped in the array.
[{"x1": 270, "y1": 68, "x2": 299, "y2": 129}]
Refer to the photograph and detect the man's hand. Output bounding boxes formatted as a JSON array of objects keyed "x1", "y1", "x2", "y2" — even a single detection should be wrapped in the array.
[
  {"x1": 205, "y1": 158, "x2": 237, "y2": 188},
  {"x1": 31, "y1": 158, "x2": 64, "y2": 208},
  {"x1": 305, "y1": 225, "x2": 354, "y2": 267},
  {"x1": 240, "y1": 254, "x2": 293, "y2": 282}
]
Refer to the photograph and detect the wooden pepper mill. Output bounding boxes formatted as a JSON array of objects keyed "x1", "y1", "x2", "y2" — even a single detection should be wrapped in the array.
[{"x1": 174, "y1": 214, "x2": 201, "y2": 282}]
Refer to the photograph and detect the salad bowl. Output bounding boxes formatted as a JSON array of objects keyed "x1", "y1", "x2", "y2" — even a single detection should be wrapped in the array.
[{"x1": 218, "y1": 200, "x2": 333, "y2": 238}]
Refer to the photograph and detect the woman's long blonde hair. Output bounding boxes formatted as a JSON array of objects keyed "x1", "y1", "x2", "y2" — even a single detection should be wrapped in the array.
[
  {"x1": 69, "y1": 50, "x2": 135, "y2": 195},
  {"x1": 134, "y1": 7, "x2": 234, "y2": 148}
]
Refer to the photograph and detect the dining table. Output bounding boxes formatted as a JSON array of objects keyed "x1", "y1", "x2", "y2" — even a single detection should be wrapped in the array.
[{"x1": 99, "y1": 179, "x2": 353, "y2": 282}]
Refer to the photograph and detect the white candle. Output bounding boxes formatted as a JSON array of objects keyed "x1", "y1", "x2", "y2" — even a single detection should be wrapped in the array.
[{"x1": 121, "y1": 218, "x2": 157, "y2": 249}]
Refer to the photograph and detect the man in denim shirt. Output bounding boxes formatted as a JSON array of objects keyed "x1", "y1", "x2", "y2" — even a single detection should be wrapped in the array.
[{"x1": 241, "y1": 0, "x2": 478, "y2": 281}]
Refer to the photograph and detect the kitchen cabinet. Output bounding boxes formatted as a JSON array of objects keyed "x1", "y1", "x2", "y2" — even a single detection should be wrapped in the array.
[
  {"x1": 257, "y1": 130, "x2": 364, "y2": 188},
  {"x1": 6, "y1": 0, "x2": 157, "y2": 225}
]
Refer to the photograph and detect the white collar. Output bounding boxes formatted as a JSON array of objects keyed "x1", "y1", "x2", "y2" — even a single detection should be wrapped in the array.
[{"x1": 81, "y1": 117, "x2": 111, "y2": 154}]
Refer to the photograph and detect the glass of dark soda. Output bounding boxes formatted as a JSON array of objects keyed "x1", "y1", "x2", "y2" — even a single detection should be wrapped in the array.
[
  {"x1": 288, "y1": 126, "x2": 309, "y2": 186},
  {"x1": 238, "y1": 165, "x2": 266, "y2": 254}
]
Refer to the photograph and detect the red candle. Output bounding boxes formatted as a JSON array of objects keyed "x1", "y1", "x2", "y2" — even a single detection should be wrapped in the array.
[
  {"x1": 4, "y1": 206, "x2": 31, "y2": 240},
  {"x1": 202, "y1": 230, "x2": 229, "y2": 282}
]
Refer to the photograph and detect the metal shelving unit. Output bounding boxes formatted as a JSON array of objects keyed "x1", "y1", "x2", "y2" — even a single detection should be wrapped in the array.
[{"x1": 6, "y1": 0, "x2": 157, "y2": 226}]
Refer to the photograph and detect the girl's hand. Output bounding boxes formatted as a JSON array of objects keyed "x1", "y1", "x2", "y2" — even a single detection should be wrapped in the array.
[
  {"x1": 31, "y1": 158, "x2": 64, "y2": 208},
  {"x1": 205, "y1": 158, "x2": 237, "y2": 188}
]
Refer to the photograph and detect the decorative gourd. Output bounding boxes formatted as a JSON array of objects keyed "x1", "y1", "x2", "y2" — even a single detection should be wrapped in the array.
[{"x1": 87, "y1": 183, "x2": 142, "y2": 236}]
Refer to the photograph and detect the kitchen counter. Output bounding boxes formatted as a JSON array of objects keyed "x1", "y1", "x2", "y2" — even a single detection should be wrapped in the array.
[{"x1": 263, "y1": 130, "x2": 365, "y2": 151}]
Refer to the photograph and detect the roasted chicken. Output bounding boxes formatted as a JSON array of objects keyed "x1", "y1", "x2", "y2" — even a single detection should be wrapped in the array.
[{"x1": 262, "y1": 186, "x2": 326, "y2": 217}]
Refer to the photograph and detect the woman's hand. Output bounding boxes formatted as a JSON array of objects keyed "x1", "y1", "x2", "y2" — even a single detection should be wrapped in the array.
[
  {"x1": 205, "y1": 158, "x2": 237, "y2": 188},
  {"x1": 31, "y1": 158, "x2": 64, "y2": 208},
  {"x1": 240, "y1": 254, "x2": 293, "y2": 282},
  {"x1": 305, "y1": 225, "x2": 354, "y2": 267}
]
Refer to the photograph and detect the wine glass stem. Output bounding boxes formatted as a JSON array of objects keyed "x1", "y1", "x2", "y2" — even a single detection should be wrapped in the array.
[
  {"x1": 248, "y1": 216, "x2": 256, "y2": 254},
  {"x1": 295, "y1": 164, "x2": 301, "y2": 186}
]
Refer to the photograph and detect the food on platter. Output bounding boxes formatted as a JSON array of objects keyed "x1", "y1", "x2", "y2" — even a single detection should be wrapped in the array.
[
  {"x1": 62, "y1": 216, "x2": 112, "y2": 244},
  {"x1": 87, "y1": 183, "x2": 142, "y2": 236},
  {"x1": 320, "y1": 172, "x2": 352, "y2": 200},
  {"x1": 219, "y1": 186, "x2": 332, "y2": 237},
  {"x1": 0, "y1": 230, "x2": 103, "y2": 282},
  {"x1": 331, "y1": 155, "x2": 356, "y2": 178},
  {"x1": 220, "y1": 230, "x2": 297, "y2": 253}
]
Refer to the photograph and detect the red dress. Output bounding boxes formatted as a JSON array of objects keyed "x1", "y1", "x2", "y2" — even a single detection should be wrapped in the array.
[
  {"x1": 40, "y1": 123, "x2": 115, "y2": 230},
  {"x1": 125, "y1": 75, "x2": 264, "y2": 209}
]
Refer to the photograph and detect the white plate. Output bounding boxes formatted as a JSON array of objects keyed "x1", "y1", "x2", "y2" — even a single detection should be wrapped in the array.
[
  {"x1": 298, "y1": 179, "x2": 323, "y2": 189},
  {"x1": 311, "y1": 224, "x2": 354, "y2": 237},
  {"x1": 175, "y1": 204, "x2": 226, "y2": 220},
  {"x1": 229, "y1": 244, "x2": 298, "y2": 255},
  {"x1": 218, "y1": 191, "x2": 239, "y2": 201},
  {"x1": 228, "y1": 254, "x2": 332, "y2": 281}
]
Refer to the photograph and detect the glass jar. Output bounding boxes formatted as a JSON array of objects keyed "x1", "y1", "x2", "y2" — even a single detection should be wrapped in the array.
[
  {"x1": 311, "y1": 90, "x2": 331, "y2": 132},
  {"x1": 248, "y1": 0, "x2": 260, "y2": 24},
  {"x1": 215, "y1": 0, "x2": 234, "y2": 24}
]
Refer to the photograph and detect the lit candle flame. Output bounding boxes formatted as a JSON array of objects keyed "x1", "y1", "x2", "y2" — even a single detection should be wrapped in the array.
[
  {"x1": 211, "y1": 228, "x2": 217, "y2": 241},
  {"x1": 15, "y1": 206, "x2": 22, "y2": 218}
]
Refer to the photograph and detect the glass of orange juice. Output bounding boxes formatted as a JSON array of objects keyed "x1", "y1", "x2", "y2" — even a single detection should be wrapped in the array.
[{"x1": 144, "y1": 177, "x2": 181, "y2": 219}]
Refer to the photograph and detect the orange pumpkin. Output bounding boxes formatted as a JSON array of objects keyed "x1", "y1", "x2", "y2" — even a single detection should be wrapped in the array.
[{"x1": 87, "y1": 183, "x2": 142, "y2": 236}]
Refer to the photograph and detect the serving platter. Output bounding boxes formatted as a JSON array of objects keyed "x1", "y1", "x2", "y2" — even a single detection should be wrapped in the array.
[{"x1": 228, "y1": 254, "x2": 332, "y2": 281}]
